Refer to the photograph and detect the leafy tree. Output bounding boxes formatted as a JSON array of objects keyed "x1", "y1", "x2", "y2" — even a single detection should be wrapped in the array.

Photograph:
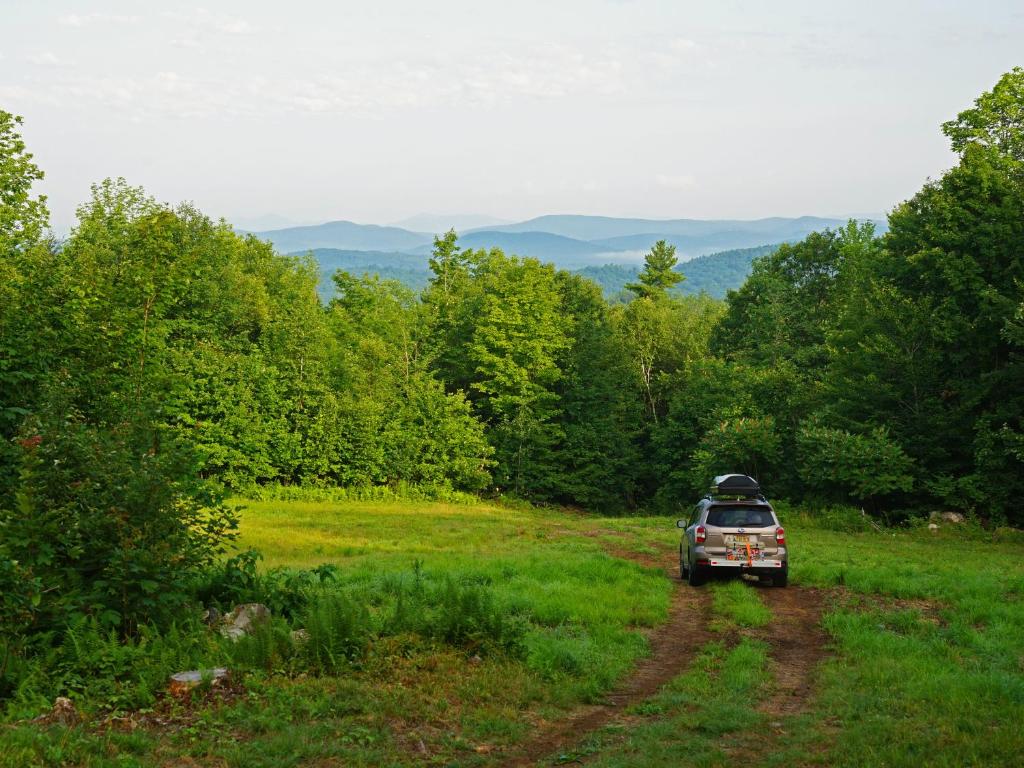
[
  {"x1": 329, "y1": 270, "x2": 492, "y2": 490},
  {"x1": 422, "y1": 232, "x2": 480, "y2": 391},
  {"x1": 0, "y1": 111, "x2": 53, "y2": 494},
  {"x1": 687, "y1": 410, "x2": 782, "y2": 494},
  {"x1": 464, "y1": 251, "x2": 570, "y2": 495},
  {"x1": 615, "y1": 293, "x2": 723, "y2": 424},
  {"x1": 550, "y1": 273, "x2": 642, "y2": 510},
  {"x1": 712, "y1": 222, "x2": 879, "y2": 372},
  {"x1": 942, "y1": 66, "x2": 1024, "y2": 161},
  {"x1": 653, "y1": 358, "x2": 802, "y2": 505},
  {"x1": 626, "y1": 239, "x2": 684, "y2": 298},
  {"x1": 0, "y1": 111, "x2": 48, "y2": 254},
  {"x1": 381, "y1": 374, "x2": 493, "y2": 491},
  {"x1": 796, "y1": 423, "x2": 914, "y2": 506}
]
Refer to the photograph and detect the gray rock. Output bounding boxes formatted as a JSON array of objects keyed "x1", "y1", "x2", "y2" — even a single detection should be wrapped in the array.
[
  {"x1": 290, "y1": 629, "x2": 310, "y2": 645},
  {"x1": 928, "y1": 523, "x2": 939, "y2": 531},
  {"x1": 220, "y1": 603, "x2": 270, "y2": 640},
  {"x1": 930, "y1": 510, "x2": 966, "y2": 523}
]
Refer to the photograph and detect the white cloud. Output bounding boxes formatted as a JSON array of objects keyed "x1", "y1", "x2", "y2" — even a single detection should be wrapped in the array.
[
  {"x1": 57, "y1": 13, "x2": 85, "y2": 27},
  {"x1": 164, "y1": 9, "x2": 255, "y2": 36},
  {"x1": 217, "y1": 18, "x2": 254, "y2": 35},
  {"x1": 9, "y1": 40, "x2": 668, "y2": 121}
]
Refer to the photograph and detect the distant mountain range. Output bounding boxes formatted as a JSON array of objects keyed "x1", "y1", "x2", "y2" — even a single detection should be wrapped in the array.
[
  {"x1": 390, "y1": 213, "x2": 510, "y2": 232},
  {"x1": 253, "y1": 214, "x2": 885, "y2": 268},
  {"x1": 306, "y1": 243, "x2": 779, "y2": 302},
  {"x1": 253, "y1": 220, "x2": 431, "y2": 254},
  {"x1": 464, "y1": 214, "x2": 856, "y2": 241}
]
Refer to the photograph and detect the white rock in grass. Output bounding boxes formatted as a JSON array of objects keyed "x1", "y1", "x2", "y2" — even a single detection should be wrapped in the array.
[
  {"x1": 220, "y1": 603, "x2": 270, "y2": 640},
  {"x1": 169, "y1": 668, "x2": 228, "y2": 695}
]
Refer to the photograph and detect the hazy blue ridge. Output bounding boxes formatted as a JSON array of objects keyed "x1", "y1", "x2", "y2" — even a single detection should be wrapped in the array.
[
  {"x1": 404, "y1": 230, "x2": 629, "y2": 266},
  {"x1": 465, "y1": 214, "x2": 885, "y2": 242},
  {"x1": 255, "y1": 214, "x2": 884, "y2": 265},
  {"x1": 253, "y1": 220, "x2": 433, "y2": 253},
  {"x1": 576, "y1": 244, "x2": 778, "y2": 300},
  {"x1": 305, "y1": 243, "x2": 780, "y2": 302},
  {"x1": 588, "y1": 230, "x2": 817, "y2": 258}
]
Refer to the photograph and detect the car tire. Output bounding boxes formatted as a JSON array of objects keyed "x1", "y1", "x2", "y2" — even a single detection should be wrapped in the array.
[
  {"x1": 687, "y1": 563, "x2": 706, "y2": 587},
  {"x1": 775, "y1": 568, "x2": 788, "y2": 588},
  {"x1": 679, "y1": 546, "x2": 689, "y2": 580}
]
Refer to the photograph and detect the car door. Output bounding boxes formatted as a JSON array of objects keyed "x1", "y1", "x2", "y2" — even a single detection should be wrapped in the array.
[{"x1": 684, "y1": 504, "x2": 702, "y2": 565}]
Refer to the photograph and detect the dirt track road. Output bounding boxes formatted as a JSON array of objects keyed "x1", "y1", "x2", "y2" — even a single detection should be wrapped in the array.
[{"x1": 502, "y1": 544, "x2": 830, "y2": 766}]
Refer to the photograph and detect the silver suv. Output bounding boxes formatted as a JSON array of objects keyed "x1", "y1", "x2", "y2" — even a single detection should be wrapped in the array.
[{"x1": 677, "y1": 474, "x2": 788, "y2": 587}]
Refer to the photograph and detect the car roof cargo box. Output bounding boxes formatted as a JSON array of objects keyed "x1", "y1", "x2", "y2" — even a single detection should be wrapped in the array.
[{"x1": 711, "y1": 474, "x2": 761, "y2": 498}]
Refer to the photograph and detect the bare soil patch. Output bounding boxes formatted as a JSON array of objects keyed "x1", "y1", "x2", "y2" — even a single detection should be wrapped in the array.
[{"x1": 745, "y1": 584, "x2": 831, "y2": 716}]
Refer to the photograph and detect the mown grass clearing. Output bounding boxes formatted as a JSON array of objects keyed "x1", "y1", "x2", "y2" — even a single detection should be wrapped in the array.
[
  {"x1": 0, "y1": 498, "x2": 669, "y2": 767},
  {"x1": 561, "y1": 518, "x2": 1024, "y2": 768},
  {"x1": 3, "y1": 499, "x2": 1024, "y2": 767}
]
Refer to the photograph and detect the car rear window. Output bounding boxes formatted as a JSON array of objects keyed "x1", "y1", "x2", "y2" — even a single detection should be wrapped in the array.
[{"x1": 706, "y1": 506, "x2": 775, "y2": 527}]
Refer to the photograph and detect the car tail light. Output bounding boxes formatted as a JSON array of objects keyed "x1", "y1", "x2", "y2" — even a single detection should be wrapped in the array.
[
  {"x1": 776, "y1": 527, "x2": 785, "y2": 545},
  {"x1": 695, "y1": 525, "x2": 706, "y2": 543}
]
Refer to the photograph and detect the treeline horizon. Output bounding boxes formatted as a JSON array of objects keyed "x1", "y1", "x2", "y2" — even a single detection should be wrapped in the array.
[
  {"x1": 306, "y1": 242, "x2": 779, "y2": 304},
  {"x1": 2, "y1": 68, "x2": 1023, "y2": 524}
]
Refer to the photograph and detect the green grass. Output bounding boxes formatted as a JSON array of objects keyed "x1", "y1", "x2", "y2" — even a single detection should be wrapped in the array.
[
  {"x1": 4, "y1": 499, "x2": 1024, "y2": 767},
  {"x1": 235, "y1": 498, "x2": 557, "y2": 569},
  {"x1": 0, "y1": 498, "x2": 669, "y2": 767},
  {"x1": 565, "y1": 638, "x2": 772, "y2": 767},
  {"x1": 567, "y1": 518, "x2": 1024, "y2": 768},
  {"x1": 709, "y1": 580, "x2": 772, "y2": 629}
]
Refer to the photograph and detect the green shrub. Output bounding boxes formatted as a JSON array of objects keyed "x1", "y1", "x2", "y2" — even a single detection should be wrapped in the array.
[
  {"x1": 193, "y1": 551, "x2": 339, "y2": 621},
  {"x1": 225, "y1": 617, "x2": 296, "y2": 673},
  {"x1": 775, "y1": 501, "x2": 879, "y2": 532},
  {"x1": 239, "y1": 482, "x2": 480, "y2": 505},
  {"x1": 0, "y1": 557, "x2": 40, "y2": 646},
  {"x1": 688, "y1": 410, "x2": 781, "y2": 493},
  {"x1": 3, "y1": 618, "x2": 218, "y2": 714},
  {"x1": 383, "y1": 564, "x2": 525, "y2": 656},
  {"x1": 0, "y1": 407, "x2": 239, "y2": 637},
  {"x1": 192, "y1": 549, "x2": 264, "y2": 611},
  {"x1": 299, "y1": 593, "x2": 371, "y2": 674},
  {"x1": 797, "y1": 422, "x2": 914, "y2": 504}
]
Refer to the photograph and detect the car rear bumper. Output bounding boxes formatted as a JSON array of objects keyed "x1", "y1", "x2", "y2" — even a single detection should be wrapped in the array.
[{"x1": 695, "y1": 558, "x2": 786, "y2": 574}]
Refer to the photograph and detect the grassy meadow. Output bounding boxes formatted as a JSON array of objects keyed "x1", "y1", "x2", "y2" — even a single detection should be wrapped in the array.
[{"x1": 3, "y1": 498, "x2": 1024, "y2": 767}]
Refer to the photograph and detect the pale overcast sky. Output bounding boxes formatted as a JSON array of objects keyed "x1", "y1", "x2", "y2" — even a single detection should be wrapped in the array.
[{"x1": 2, "y1": 1, "x2": 1023, "y2": 230}]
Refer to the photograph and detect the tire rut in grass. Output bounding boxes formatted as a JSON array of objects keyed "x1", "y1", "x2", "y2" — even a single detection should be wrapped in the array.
[
  {"x1": 502, "y1": 550, "x2": 714, "y2": 767},
  {"x1": 745, "y1": 584, "x2": 830, "y2": 716}
]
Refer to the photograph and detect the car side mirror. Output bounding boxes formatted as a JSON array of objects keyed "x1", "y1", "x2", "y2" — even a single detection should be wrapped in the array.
[{"x1": 676, "y1": 519, "x2": 687, "y2": 528}]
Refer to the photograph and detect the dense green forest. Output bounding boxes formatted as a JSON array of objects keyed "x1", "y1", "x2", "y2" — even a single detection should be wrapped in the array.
[
  {"x1": 3, "y1": 71, "x2": 1024, "y2": 517},
  {"x1": 1, "y1": 68, "x2": 1023, "y2": 656},
  {"x1": 308, "y1": 243, "x2": 778, "y2": 302},
  {"x1": 575, "y1": 244, "x2": 779, "y2": 301}
]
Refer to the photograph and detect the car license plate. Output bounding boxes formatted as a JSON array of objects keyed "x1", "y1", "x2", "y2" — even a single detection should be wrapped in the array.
[{"x1": 725, "y1": 534, "x2": 758, "y2": 547}]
